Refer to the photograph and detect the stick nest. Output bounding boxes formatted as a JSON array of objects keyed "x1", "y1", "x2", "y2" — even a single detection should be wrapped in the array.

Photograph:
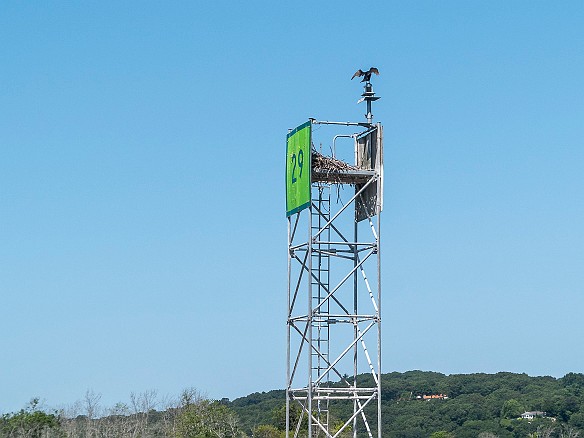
[
  {"x1": 312, "y1": 149, "x2": 358, "y2": 175},
  {"x1": 311, "y1": 149, "x2": 366, "y2": 190}
]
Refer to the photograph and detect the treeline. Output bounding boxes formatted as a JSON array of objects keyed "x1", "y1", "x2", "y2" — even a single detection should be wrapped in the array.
[
  {"x1": 375, "y1": 370, "x2": 584, "y2": 438},
  {"x1": 0, "y1": 388, "x2": 244, "y2": 438},
  {"x1": 230, "y1": 371, "x2": 584, "y2": 437},
  {"x1": 3, "y1": 371, "x2": 584, "y2": 437}
]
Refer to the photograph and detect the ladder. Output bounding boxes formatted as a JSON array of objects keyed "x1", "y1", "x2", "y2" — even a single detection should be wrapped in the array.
[{"x1": 311, "y1": 185, "x2": 331, "y2": 435}]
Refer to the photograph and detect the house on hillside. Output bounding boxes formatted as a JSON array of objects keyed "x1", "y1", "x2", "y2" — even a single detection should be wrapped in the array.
[
  {"x1": 416, "y1": 394, "x2": 448, "y2": 401},
  {"x1": 521, "y1": 411, "x2": 546, "y2": 420}
]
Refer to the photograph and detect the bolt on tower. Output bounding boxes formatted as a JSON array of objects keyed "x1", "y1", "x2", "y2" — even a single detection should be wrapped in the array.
[{"x1": 286, "y1": 77, "x2": 383, "y2": 438}]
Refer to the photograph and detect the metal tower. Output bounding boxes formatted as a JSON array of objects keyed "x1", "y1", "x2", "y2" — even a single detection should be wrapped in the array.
[{"x1": 286, "y1": 80, "x2": 383, "y2": 438}]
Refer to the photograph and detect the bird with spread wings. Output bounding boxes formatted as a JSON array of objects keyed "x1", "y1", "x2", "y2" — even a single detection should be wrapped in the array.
[{"x1": 351, "y1": 67, "x2": 380, "y2": 82}]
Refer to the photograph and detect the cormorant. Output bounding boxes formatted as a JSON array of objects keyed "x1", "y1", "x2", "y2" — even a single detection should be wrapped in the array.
[{"x1": 351, "y1": 67, "x2": 380, "y2": 82}]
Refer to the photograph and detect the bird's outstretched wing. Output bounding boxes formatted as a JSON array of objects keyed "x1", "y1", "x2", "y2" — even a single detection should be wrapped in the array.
[
  {"x1": 351, "y1": 69, "x2": 364, "y2": 80},
  {"x1": 370, "y1": 67, "x2": 380, "y2": 76}
]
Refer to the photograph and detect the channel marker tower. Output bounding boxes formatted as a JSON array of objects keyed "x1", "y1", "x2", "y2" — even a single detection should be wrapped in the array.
[{"x1": 285, "y1": 72, "x2": 383, "y2": 438}]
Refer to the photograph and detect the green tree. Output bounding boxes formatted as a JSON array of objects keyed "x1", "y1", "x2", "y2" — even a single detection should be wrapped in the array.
[
  {"x1": 430, "y1": 431, "x2": 455, "y2": 438},
  {"x1": 477, "y1": 433, "x2": 498, "y2": 438},
  {"x1": 252, "y1": 424, "x2": 284, "y2": 438},
  {"x1": 0, "y1": 399, "x2": 61, "y2": 438},
  {"x1": 176, "y1": 399, "x2": 243, "y2": 438},
  {"x1": 561, "y1": 373, "x2": 584, "y2": 388},
  {"x1": 329, "y1": 418, "x2": 353, "y2": 438},
  {"x1": 271, "y1": 403, "x2": 307, "y2": 433},
  {"x1": 500, "y1": 399, "x2": 524, "y2": 419},
  {"x1": 569, "y1": 411, "x2": 584, "y2": 429}
]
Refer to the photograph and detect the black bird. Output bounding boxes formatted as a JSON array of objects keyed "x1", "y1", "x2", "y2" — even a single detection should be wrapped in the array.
[{"x1": 351, "y1": 67, "x2": 380, "y2": 82}]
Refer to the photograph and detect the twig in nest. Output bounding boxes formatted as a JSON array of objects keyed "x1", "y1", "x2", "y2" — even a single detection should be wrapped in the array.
[{"x1": 312, "y1": 149, "x2": 358, "y2": 173}]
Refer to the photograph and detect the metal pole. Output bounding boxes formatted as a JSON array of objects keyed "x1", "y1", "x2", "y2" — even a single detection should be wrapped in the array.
[
  {"x1": 376, "y1": 122, "x2": 383, "y2": 438},
  {"x1": 310, "y1": 118, "x2": 373, "y2": 127},
  {"x1": 287, "y1": 215, "x2": 291, "y2": 438},
  {"x1": 286, "y1": 128, "x2": 292, "y2": 438},
  {"x1": 308, "y1": 206, "x2": 313, "y2": 438},
  {"x1": 353, "y1": 213, "x2": 358, "y2": 438}
]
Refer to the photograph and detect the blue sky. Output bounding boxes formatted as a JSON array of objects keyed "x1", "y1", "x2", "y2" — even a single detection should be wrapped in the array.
[{"x1": 1, "y1": 1, "x2": 583, "y2": 413}]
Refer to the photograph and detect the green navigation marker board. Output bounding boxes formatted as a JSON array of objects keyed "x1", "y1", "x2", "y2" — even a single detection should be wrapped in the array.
[{"x1": 286, "y1": 121, "x2": 311, "y2": 216}]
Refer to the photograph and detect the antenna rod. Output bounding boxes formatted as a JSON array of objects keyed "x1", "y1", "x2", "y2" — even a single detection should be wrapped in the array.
[
  {"x1": 359, "y1": 82, "x2": 380, "y2": 124},
  {"x1": 366, "y1": 88, "x2": 373, "y2": 123}
]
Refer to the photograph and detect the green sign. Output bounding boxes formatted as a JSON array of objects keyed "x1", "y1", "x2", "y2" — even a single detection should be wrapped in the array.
[{"x1": 286, "y1": 121, "x2": 311, "y2": 216}]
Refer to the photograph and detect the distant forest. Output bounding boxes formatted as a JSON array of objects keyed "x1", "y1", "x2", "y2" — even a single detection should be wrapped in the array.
[{"x1": 3, "y1": 371, "x2": 584, "y2": 437}]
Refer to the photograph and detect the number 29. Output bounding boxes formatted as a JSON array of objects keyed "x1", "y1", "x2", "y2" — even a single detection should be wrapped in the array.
[{"x1": 291, "y1": 149, "x2": 304, "y2": 184}]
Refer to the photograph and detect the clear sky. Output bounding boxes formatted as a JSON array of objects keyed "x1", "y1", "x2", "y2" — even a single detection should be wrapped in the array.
[{"x1": 1, "y1": 1, "x2": 583, "y2": 414}]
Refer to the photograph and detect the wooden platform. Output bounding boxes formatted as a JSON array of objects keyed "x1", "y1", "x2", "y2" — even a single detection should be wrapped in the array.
[{"x1": 312, "y1": 169, "x2": 377, "y2": 184}]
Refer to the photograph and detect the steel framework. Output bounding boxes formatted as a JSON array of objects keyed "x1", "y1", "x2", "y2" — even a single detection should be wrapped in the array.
[{"x1": 286, "y1": 83, "x2": 383, "y2": 438}]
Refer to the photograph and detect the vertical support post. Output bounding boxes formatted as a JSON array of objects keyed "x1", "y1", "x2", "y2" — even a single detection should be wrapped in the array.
[
  {"x1": 377, "y1": 179, "x2": 382, "y2": 438},
  {"x1": 286, "y1": 126, "x2": 293, "y2": 438},
  {"x1": 307, "y1": 207, "x2": 313, "y2": 438},
  {"x1": 361, "y1": 82, "x2": 379, "y2": 124},
  {"x1": 286, "y1": 216, "x2": 291, "y2": 438},
  {"x1": 353, "y1": 218, "x2": 359, "y2": 438},
  {"x1": 377, "y1": 122, "x2": 383, "y2": 438}
]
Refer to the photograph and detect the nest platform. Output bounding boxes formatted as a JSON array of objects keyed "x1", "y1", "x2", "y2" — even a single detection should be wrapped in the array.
[{"x1": 311, "y1": 150, "x2": 376, "y2": 184}]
